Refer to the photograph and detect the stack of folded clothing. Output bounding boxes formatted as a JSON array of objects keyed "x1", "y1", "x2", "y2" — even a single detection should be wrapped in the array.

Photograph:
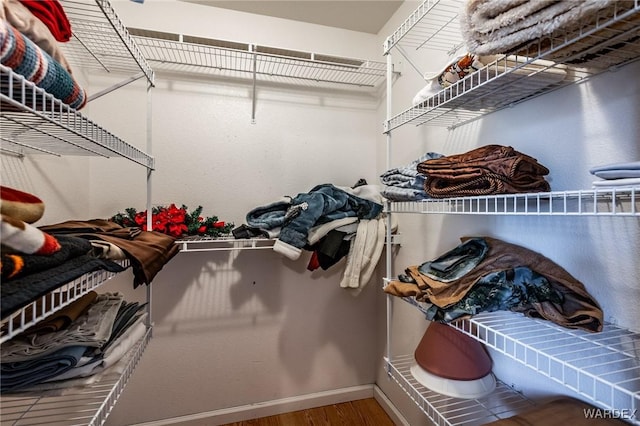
[
  {"x1": 1, "y1": 292, "x2": 148, "y2": 393},
  {"x1": 417, "y1": 144, "x2": 551, "y2": 198},
  {"x1": 384, "y1": 236, "x2": 604, "y2": 332},
  {"x1": 590, "y1": 160, "x2": 640, "y2": 188},
  {"x1": 380, "y1": 152, "x2": 443, "y2": 201},
  {"x1": 0, "y1": 186, "x2": 125, "y2": 319},
  {"x1": 1, "y1": 0, "x2": 87, "y2": 109},
  {"x1": 460, "y1": 0, "x2": 640, "y2": 68}
]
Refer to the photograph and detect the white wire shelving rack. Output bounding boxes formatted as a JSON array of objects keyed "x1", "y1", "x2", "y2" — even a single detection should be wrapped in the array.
[
  {"x1": 383, "y1": 0, "x2": 640, "y2": 131},
  {"x1": 449, "y1": 311, "x2": 640, "y2": 425},
  {"x1": 1, "y1": 1, "x2": 155, "y2": 425},
  {"x1": 126, "y1": 27, "x2": 387, "y2": 122},
  {"x1": 60, "y1": 0, "x2": 155, "y2": 100},
  {"x1": 176, "y1": 234, "x2": 402, "y2": 253},
  {"x1": 0, "y1": 260, "x2": 130, "y2": 344},
  {"x1": 127, "y1": 28, "x2": 386, "y2": 91},
  {"x1": 388, "y1": 187, "x2": 640, "y2": 216},
  {"x1": 176, "y1": 236, "x2": 276, "y2": 253},
  {"x1": 385, "y1": 354, "x2": 534, "y2": 425},
  {"x1": 383, "y1": 1, "x2": 640, "y2": 424},
  {"x1": 0, "y1": 66, "x2": 154, "y2": 169},
  {"x1": 0, "y1": 326, "x2": 152, "y2": 426}
]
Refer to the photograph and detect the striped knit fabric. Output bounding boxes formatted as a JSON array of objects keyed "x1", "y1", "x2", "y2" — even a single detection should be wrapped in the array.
[{"x1": 1, "y1": 19, "x2": 86, "y2": 110}]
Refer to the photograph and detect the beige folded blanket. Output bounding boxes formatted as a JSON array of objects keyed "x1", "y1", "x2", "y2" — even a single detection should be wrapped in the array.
[{"x1": 461, "y1": 0, "x2": 638, "y2": 67}]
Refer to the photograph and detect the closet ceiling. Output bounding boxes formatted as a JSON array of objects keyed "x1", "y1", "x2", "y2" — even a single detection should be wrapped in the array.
[{"x1": 178, "y1": 0, "x2": 406, "y2": 34}]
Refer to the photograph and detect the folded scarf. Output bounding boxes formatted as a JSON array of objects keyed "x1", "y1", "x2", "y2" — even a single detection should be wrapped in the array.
[
  {"x1": 1, "y1": 19, "x2": 86, "y2": 109},
  {"x1": 417, "y1": 145, "x2": 550, "y2": 198},
  {"x1": 17, "y1": 0, "x2": 71, "y2": 43}
]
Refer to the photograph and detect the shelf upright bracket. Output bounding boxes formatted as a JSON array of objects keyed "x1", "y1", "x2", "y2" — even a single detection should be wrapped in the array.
[{"x1": 250, "y1": 43, "x2": 257, "y2": 125}]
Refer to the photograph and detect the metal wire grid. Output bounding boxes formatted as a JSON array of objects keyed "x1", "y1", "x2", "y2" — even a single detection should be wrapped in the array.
[
  {"x1": 384, "y1": 0, "x2": 466, "y2": 54},
  {"x1": 387, "y1": 187, "x2": 640, "y2": 216},
  {"x1": 384, "y1": 1, "x2": 640, "y2": 130},
  {"x1": 450, "y1": 311, "x2": 640, "y2": 424},
  {"x1": 386, "y1": 55, "x2": 593, "y2": 131},
  {"x1": 0, "y1": 326, "x2": 152, "y2": 426},
  {"x1": 59, "y1": 0, "x2": 154, "y2": 84},
  {"x1": 0, "y1": 66, "x2": 154, "y2": 169},
  {"x1": 0, "y1": 260, "x2": 130, "y2": 344},
  {"x1": 128, "y1": 29, "x2": 386, "y2": 90},
  {"x1": 385, "y1": 355, "x2": 534, "y2": 425},
  {"x1": 176, "y1": 236, "x2": 276, "y2": 253}
]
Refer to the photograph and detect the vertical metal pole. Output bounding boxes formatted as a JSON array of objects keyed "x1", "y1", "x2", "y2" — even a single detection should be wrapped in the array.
[
  {"x1": 146, "y1": 79, "x2": 153, "y2": 329},
  {"x1": 251, "y1": 44, "x2": 257, "y2": 124},
  {"x1": 385, "y1": 47, "x2": 394, "y2": 375}
]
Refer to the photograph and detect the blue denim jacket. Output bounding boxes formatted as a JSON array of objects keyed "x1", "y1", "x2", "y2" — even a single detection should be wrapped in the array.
[{"x1": 247, "y1": 184, "x2": 383, "y2": 249}]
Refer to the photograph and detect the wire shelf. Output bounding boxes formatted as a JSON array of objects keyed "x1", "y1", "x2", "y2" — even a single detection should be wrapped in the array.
[
  {"x1": 176, "y1": 236, "x2": 276, "y2": 253},
  {"x1": 176, "y1": 234, "x2": 403, "y2": 253},
  {"x1": 385, "y1": 355, "x2": 534, "y2": 425},
  {"x1": 387, "y1": 187, "x2": 640, "y2": 216},
  {"x1": 384, "y1": 0, "x2": 466, "y2": 55},
  {"x1": 384, "y1": 0, "x2": 640, "y2": 130},
  {"x1": 0, "y1": 66, "x2": 154, "y2": 169},
  {"x1": 127, "y1": 28, "x2": 386, "y2": 91},
  {"x1": 450, "y1": 311, "x2": 640, "y2": 424},
  {"x1": 60, "y1": 0, "x2": 154, "y2": 84},
  {"x1": 0, "y1": 326, "x2": 152, "y2": 426},
  {"x1": 0, "y1": 260, "x2": 130, "y2": 344}
]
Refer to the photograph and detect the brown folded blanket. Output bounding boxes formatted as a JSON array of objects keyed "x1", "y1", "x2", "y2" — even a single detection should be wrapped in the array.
[{"x1": 417, "y1": 145, "x2": 550, "y2": 198}]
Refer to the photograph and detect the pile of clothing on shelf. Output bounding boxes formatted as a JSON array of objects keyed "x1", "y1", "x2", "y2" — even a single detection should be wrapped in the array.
[
  {"x1": 460, "y1": 0, "x2": 640, "y2": 68},
  {"x1": 384, "y1": 236, "x2": 603, "y2": 332},
  {"x1": 590, "y1": 160, "x2": 640, "y2": 189},
  {"x1": 0, "y1": 0, "x2": 87, "y2": 109},
  {"x1": 379, "y1": 145, "x2": 551, "y2": 200},
  {"x1": 234, "y1": 180, "x2": 394, "y2": 292},
  {"x1": 411, "y1": 0, "x2": 639, "y2": 109},
  {"x1": 1, "y1": 291, "x2": 147, "y2": 393},
  {"x1": 0, "y1": 186, "x2": 180, "y2": 319}
]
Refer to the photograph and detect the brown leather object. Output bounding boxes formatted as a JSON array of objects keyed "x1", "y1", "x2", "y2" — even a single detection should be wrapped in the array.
[
  {"x1": 417, "y1": 145, "x2": 550, "y2": 198},
  {"x1": 486, "y1": 396, "x2": 629, "y2": 425},
  {"x1": 414, "y1": 321, "x2": 492, "y2": 381}
]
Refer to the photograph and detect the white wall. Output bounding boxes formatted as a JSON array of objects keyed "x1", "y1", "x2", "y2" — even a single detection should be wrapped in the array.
[
  {"x1": 77, "y1": 1, "x2": 386, "y2": 424},
  {"x1": 374, "y1": 2, "x2": 640, "y2": 425},
  {"x1": 3, "y1": 1, "x2": 638, "y2": 425}
]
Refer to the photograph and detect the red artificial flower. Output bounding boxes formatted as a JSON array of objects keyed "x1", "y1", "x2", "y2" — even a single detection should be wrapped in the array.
[
  {"x1": 198, "y1": 225, "x2": 207, "y2": 234},
  {"x1": 213, "y1": 221, "x2": 225, "y2": 228}
]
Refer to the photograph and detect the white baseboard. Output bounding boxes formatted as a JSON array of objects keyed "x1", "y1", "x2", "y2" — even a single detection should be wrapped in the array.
[
  {"x1": 373, "y1": 385, "x2": 410, "y2": 426},
  {"x1": 131, "y1": 384, "x2": 376, "y2": 426}
]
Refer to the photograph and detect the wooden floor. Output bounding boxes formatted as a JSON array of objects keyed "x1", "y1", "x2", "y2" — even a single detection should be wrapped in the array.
[{"x1": 220, "y1": 398, "x2": 395, "y2": 426}]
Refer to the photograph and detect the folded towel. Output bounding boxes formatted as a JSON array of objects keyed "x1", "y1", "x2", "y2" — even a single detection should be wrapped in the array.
[{"x1": 589, "y1": 161, "x2": 640, "y2": 179}]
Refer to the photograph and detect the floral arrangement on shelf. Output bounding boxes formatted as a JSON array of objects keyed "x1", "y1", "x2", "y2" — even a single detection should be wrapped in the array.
[{"x1": 110, "y1": 204, "x2": 234, "y2": 239}]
